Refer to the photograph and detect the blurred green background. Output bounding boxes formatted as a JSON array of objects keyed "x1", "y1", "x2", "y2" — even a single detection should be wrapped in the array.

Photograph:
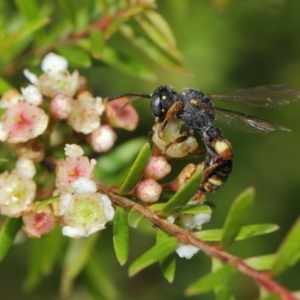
[{"x1": 1, "y1": 0, "x2": 300, "y2": 299}]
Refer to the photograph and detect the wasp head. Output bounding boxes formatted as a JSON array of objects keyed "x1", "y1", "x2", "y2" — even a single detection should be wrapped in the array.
[{"x1": 150, "y1": 86, "x2": 178, "y2": 122}]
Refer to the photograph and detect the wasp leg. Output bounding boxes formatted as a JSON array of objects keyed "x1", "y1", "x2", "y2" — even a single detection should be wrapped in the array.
[
  {"x1": 161, "y1": 129, "x2": 195, "y2": 154},
  {"x1": 160, "y1": 101, "x2": 182, "y2": 129}
]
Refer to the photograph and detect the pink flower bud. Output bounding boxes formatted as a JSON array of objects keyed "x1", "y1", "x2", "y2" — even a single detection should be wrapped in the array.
[
  {"x1": 49, "y1": 93, "x2": 72, "y2": 119},
  {"x1": 136, "y1": 179, "x2": 162, "y2": 203},
  {"x1": 90, "y1": 125, "x2": 117, "y2": 153},
  {"x1": 144, "y1": 156, "x2": 171, "y2": 180}
]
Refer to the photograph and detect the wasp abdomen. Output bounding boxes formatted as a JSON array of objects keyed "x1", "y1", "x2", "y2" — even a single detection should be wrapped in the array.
[{"x1": 200, "y1": 138, "x2": 233, "y2": 193}]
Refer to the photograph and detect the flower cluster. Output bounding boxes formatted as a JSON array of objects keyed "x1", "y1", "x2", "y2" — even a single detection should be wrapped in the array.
[
  {"x1": 0, "y1": 52, "x2": 139, "y2": 238},
  {"x1": 54, "y1": 144, "x2": 114, "y2": 238}
]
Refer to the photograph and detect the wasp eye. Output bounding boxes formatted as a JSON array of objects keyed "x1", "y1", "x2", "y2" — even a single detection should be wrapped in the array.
[{"x1": 150, "y1": 92, "x2": 163, "y2": 119}]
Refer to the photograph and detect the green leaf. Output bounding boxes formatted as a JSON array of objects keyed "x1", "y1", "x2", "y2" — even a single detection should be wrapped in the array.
[
  {"x1": 128, "y1": 237, "x2": 178, "y2": 277},
  {"x1": 144, "y1": 10, "x2": 176, "y2": 48},
  {"x1": 0, "y1": 18, "x2": 49, "y2": 56},
  {"x1": 34, "y1": 196, "x2": 59, "y2": 211},
  {"x1": 195, "y1": 224, "x2": 279, "y2": 242},
  {"x1": 90, "y1": 29, "x2": 105, "y2": 59},
  {"x1": 159, "y1": 254, "x2": 176, "y2": 283},
  {"x1": 272, "y1": 216, "x2": 300, "y2": 276},
  {"x1": 212, "y1": 259, "x2": 235, "y2": 300},
  {"x1": 119, "y1": 142, "x2": 151, "y2": 194},
  {"x1": 179, "y1": 204, "x2": 212, "y2": 215},
  {"x1": 135, "y1": 14, "x2": 183, "y2": 61},
  {"x1": 186, "y1": 264, "x2": 236, "y2": 296},
  {"x1": 104, "y1": 17, "x2": 124, "y2": 39},
  {"x1": 128, "y1": 208, "x2": 144, "y2": 228},
  {"x1": 14, "y1": 0, "x2": 39, "y2": 20},
  {"x1": 157, "y1": 230, "x2": 176, "y2": 283},
  {"x1": 101, "y1": 46, "x2": 156, "y2": 81},
  {"x1": 82, "y1": 253, "x2": 120, "y2": 300},
  {"x1": 23, "y1": 239, "x2": 44, "y2": 291},
  {"x1": 120, "y1": 24, "x2": 189, "y2": 75},
  {"x1": 161, "y1": 170, "x2": 202, "y2": 216},
  {"x1": 244, "y1": 254, "x2": 276, "y2": 271},
  {"x1": 0, "y1": 217, "x2": 22, "y2": 262},
  {"x1": 220, "y1": 187, "x2": 254, "y2": 249},
  {"x1": 61, "y1": 234, "x2": 98, "y2": 297},
  {"x1": 38, "y1": 227, "x2": 65, "y2": 274},
  {"x1": 58, "y1": 0, "x2": 76, "y2": 26},
  {"x1": 58, "y1": 46, "x2": 91, "y2": 67},
  {"x1": 23, "y1": 227, "x2": 65, "y2": 291},
  {"x1": 113, "y1": 207, "x2": 130, "y2": 265}
]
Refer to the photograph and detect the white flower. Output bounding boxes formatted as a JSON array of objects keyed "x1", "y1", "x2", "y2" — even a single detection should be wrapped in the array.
[
  {"x1": 0, "y1": 171, "x2": 36, "y2": 217},
  {"x1": 59, "y1": 193, "x2": 115, "y2": 238},
  {"x1": 15, "y1": 158, "x2": 36, "y2": 179},
  {"x1": 41, "y1": 52, "x2": 68, "y2": 74},
  {"x1": 176, "y1": 244, "x2": 199, "y2": 259},
  {"x1": 64, "y1": 144, "x2": 84, "y2": 157},
  {"x1": 21, "y1": 85, "x2": 43, "y2": 106},
  {"x1": 58, "y1": 193, "x2": 73, "y2": 215},
  {"x1": 23, "y1": 69, "x2": 39, "y2": 85},
  {"x1": 0, "y1": 122, "x2": 8, "y2": 141},
  {"x1": 95, "y1": 97, "x2": 105, "y2": 115},
  {"x1": 0, "y1": 89, "x2": 23, "y2": 109},
  {"x1": 71, "y1": 177, "x2": 97, "y2": 194},
  {"x1": 179, "y1": 213, "x2": 211, "y2": 231}
]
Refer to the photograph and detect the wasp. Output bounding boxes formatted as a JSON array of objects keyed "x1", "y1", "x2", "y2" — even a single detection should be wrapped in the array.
[{"x1": 107, "y1": 85, "x2": 300, "y2": 193}]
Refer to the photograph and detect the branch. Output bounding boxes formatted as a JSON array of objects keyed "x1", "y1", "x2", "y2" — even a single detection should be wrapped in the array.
[{"x1": 97, "y1": 181, "x2": 296, "y2": 300}]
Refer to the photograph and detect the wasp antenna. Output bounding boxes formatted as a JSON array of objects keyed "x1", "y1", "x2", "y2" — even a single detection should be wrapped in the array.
[
  {"x1": 105, "y1": 92, "x2": 151, "y2": 115},
  {"x1": 106, "y1": 93, "x2": 151, "y2": 102}
]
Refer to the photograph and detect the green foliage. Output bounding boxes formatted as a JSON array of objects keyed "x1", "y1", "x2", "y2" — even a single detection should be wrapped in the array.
[
  {"x1": 61, "y1": 235, "x2": 98, "y2": 297},
  {"x1": 128, "y1": 236, "x2": 178, "y2": 277},
  {"x1": 119, "y1": 142, "x2": 151, "y2": 194},
  {"x1": 23, "y1": 227, "x2": 64, "y2": 291},
  {"x1": 271, "y1": 216, "x2": 300, "y2": 276},
  {"x1": 186, "y1": 264, "x2": 236, "y2": 296},
  {"x1": 195, "y1": 224, "x2": 279, "y2": 242},
  {"x1": 220, "y1": 187, "x2": 254, "y2": 249},
  {"x1": 0, "y1": 217, "x2": 22, "y2": 261},
  {"x1": 113, "y1": 206, "x2": 130, "y2": 265},
  {"x1": 161, "y1": 170, "x2": 202, "y2": 215}
]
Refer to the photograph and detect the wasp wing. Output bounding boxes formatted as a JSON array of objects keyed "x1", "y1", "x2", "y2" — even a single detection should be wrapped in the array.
[
  {"x1": 208, "y1": 85, "x2": 300, "y2": 108},
  {"x1": 214, "y1": 107, "x2": 289, "y2": 134},
  {"x1": 193, "y1": 102, "x2": 289, "y2": 134}
]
